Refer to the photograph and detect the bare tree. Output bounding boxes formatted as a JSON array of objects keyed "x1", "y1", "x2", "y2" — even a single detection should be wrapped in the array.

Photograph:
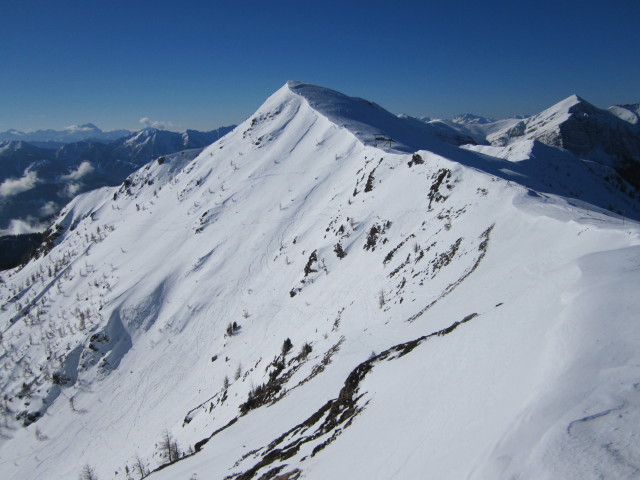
[
  {"x1": 158, "y1": 430, "x2": 180, "y2": 463},
  {"x1": 132, "y1": 453, "x2": 149, "y2": 479}
]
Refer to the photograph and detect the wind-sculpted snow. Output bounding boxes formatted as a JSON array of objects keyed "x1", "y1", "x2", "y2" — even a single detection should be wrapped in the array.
[
  {"x1": 1, "y1": 82, "x2": 639, "y2": 480},
  {"x1": 287, "y1": 81, "x2": 447, "y2": 153}
]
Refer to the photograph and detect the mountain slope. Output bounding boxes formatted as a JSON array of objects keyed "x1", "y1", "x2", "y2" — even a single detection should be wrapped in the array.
[{"x1": 0, "y1": 82, "x2": 639, "y2": 480}]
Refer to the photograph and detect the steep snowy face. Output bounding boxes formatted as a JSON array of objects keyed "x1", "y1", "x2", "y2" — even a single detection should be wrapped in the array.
[{"x1": 1, "y1": 82, "x2": 640, "y2": 480}]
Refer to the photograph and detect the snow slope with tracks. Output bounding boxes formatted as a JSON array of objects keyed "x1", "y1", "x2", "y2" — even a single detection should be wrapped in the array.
[{"x1": 1, "y1": 82, "x2": 639, "y2": 480}]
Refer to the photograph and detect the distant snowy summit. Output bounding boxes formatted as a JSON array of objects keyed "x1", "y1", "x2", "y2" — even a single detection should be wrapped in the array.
[
  {"x1": 109, "y1": 126, "x2": 235, "y2": 164},
  {"x1": 486, "y1": 95, "x2": 640, "y2": 186},
  {"x1": 412, "y1": 94, "x2": 640, "y2": 190},
  {"x1": 451, "y1": 113, "x2": 496, "y2": 125}
]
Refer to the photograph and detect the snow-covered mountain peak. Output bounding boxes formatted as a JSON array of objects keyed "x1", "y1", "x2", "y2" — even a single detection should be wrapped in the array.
[
  {"x1": 560, "y1": 93, "x2": 585, "y2": 107},
  {"x1": 282, "y1": 81, "x2": 444, "y2": 152},
  {"x1": 525, "y1": 94, "x2": 591, "y2": 127},
  {"x1": 0, "y1": 140, "x2": 41, "y2": 154},
  {"x1": 1, "y1": 83, "x2": 640, "y2": 480}
]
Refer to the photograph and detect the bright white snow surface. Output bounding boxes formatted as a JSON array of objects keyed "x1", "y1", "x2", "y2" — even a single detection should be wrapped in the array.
[{"x1": 1, "y1": 82, "x2": 639, "y2": 480}]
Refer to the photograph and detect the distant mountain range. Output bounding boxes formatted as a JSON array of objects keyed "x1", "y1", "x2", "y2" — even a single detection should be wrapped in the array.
[{"x1": 0, "y1": 123, "x2": 131, "y2": 144}]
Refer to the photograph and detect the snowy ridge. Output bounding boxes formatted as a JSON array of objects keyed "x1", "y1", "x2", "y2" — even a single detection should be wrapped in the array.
[
  {"x1": 0, "y1": 82, "x2": 639, "y2": 480},
  {"x1": 286, "y1": 81, "x2": 446, "y2": 152}
]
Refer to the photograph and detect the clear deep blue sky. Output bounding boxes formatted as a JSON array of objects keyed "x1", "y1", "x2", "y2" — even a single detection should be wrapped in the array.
[{"x1": 2, "y1": 0, "x2": 639, "y2": 132}]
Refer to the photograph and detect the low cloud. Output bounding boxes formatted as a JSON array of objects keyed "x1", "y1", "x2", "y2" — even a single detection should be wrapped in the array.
[
  {"x1": 0, "y1": 167, "x2": 39, "y2": 198},
  {"x1": 0, "y1": 217, "x2": 48, "y2": 236},
  {"x1": 60, "y1": 182, "x2": 83, "y2": 199},
  {"x1": 39, "y1": 201, "x2": 59, "y2": 217},
  {"x1": 65, "y1": 124, "x2": 94, "y2": 132},
  {"x1": 61, "y1": 161, "x2": 94, "y2": 181},
  {"x1": 139, "y1": 117, "x2": 176, "y2": 130}
]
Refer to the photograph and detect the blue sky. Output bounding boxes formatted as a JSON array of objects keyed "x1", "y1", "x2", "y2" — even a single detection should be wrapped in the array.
[{"x1": 2, "y1": 0, "x2": 638, "y2": 132}]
